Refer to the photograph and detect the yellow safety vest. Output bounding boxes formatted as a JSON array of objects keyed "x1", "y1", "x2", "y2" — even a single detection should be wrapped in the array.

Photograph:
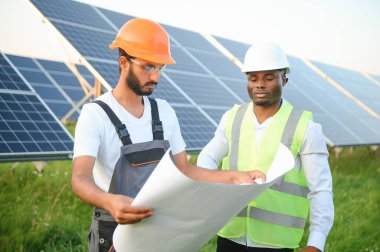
[{"x1": 219, "y1": 101, "x2": 312, "y2": 248}]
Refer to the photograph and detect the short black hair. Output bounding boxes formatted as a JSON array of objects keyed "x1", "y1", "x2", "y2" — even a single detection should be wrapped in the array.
[{"x1": 118, "y1": 48, "x2": 135, "y2": 73}]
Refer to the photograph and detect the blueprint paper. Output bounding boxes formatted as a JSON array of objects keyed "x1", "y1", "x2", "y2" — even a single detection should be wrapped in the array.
[{"x1": 113, "y1": 143, "x2": 294, "y2": 252}]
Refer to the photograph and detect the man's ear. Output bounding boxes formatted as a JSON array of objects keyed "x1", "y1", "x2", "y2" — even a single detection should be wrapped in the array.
[
  {"x1": 281, "y1": 74, "x2": 288, "y2": 87},
  {"x1": 119, "y1": 56, "x2": 129, "y2": 71}
]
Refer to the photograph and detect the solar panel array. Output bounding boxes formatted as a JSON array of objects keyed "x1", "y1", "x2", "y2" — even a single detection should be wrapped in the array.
[
  {"x1": 6, "y1": 54, "x2": 94, "y2": 120},
  {"x1": 0, "y1": 53, "x2": 74, "y2": 162},
  {"x1": 29, "y1": 0, "x2": 380, "y2": 147}
]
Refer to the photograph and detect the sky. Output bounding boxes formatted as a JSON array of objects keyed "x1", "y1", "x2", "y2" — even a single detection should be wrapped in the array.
[{"x1": 1, "y1": 0, "x2": 380, "y2": 75}]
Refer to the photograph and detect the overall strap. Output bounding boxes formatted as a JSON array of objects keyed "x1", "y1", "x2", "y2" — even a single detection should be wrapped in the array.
[
  {"x1": 148, "y1": 98, "x2": 164, "y2": 140},
  {"x1": 92, "y1": 100, "x2": 132, "y2": 145}
]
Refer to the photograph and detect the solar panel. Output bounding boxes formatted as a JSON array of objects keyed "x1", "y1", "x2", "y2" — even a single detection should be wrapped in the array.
[
  {"x1": 6, "y1": 54, "x2": 93, "y2": 120},
  {"x1": 311, "y1": 61, "x2": 380, "y2": 115},
  {"x1": 0, "y1": 53, "x2": 74, "y2": 162},
  {"x1": 29, "y1": 0, "x2": 380, "y2": 147}
]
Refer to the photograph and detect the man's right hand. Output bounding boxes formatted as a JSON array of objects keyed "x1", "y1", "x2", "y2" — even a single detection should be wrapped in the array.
[{"x1": 106, "y1": 194, "x2": 153, "y2": 224}]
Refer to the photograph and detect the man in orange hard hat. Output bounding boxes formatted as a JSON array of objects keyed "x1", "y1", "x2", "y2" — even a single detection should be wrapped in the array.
[{"x1": 71, "y1": 18, "x2": 265, "y2": 251}]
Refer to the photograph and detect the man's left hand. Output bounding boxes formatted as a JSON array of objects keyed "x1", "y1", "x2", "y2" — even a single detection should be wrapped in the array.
[{"x1": 231, "y1": 170, "x2": 266, "y2": 184}]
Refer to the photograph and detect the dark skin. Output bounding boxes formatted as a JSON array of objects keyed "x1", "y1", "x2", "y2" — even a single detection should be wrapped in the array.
[
  {"x1": 246, "y1": 69, "x2": 321, "y2": 252},
  {"x1": 246, "y1": 69, "x2": 285, "y2": 123}
]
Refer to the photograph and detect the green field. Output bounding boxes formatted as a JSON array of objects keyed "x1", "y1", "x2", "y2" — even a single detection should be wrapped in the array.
[{"x1": 1, "y1": 145, "x2": 379, "y2": 251}]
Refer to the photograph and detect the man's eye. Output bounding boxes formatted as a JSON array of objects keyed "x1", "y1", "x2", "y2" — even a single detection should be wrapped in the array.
[{"x1": 145, "y1": 66, "x2": 154, "y2": 71}]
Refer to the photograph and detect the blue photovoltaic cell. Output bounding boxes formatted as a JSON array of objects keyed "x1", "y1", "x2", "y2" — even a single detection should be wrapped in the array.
[
  {"x1": 311, "y1": 61, "x2": 380, "y2": 115},
  {"x1": 28, "y1": 0, "x2": 380, "y2": 147}
]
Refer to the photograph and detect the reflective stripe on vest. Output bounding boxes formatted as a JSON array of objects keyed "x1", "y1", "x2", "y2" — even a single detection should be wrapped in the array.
[
  {"x1": 219, "y1": 101, "x2": 312, "y2": 248},
  {"x1": 236, "y1": 206, "x2": 306, "y2": 229},
  {"x1": 230, "y1": 103, "x2": 250, "y2": 171}
]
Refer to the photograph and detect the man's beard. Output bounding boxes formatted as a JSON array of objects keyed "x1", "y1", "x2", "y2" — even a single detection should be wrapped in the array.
[
  {"x1": 253, "y1": 100, "x2": 273, "y2": 107},
  {"x1": 126, "y1": 67, "x2": 157, "y2": 96}
]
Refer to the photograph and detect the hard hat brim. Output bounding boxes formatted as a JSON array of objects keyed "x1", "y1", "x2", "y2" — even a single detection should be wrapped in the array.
[{"x1": 109, "y1": 42, "x2": 176, "y2": 65}]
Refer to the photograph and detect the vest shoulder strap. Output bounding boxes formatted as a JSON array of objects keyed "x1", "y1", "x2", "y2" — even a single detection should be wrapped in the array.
[
  {"x1": 229, "y1": 103, "x2": 250, "y2": 170},
  {"x1": 281, "y1": 109, "x2": 303, "y2": 149},
  {"x1": 148, "y1": 98, "x2": 164, "y2": 140},
  {"x1": 92, "y1": 100, "x2": 132, "y2": 145},
  {"x1": 290, "y1": 110, "x2": 312, "y2": 156}
]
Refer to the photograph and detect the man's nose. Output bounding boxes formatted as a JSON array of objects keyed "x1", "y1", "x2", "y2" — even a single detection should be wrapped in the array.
[
  {"x1": 150, "y1": 70, "x2": 160, "y2": 82},
  {"x1": 256, "y1": 79, "x2": 266, "y2": 88}
]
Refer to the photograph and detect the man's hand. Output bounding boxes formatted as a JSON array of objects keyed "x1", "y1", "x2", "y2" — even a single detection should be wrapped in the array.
[
  {"x1": 300, "y1": 246, "x2": 321, "y2": 252},
  {"x1": 106, "y1": 194, "x2": 153, "y2": 224},
  {"x1": 230, "y1": 170, "x2": 266, "y2": 184}
]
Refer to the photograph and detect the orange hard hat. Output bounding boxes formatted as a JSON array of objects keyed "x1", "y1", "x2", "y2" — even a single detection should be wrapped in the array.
[{"x1": 109, "y1": 18, "x2": 175, "y2": 65}]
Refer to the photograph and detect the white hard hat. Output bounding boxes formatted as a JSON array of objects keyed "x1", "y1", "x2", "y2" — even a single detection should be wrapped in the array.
[{"x1": 241, "y1": 41, "x2": 291, "y2": 74}]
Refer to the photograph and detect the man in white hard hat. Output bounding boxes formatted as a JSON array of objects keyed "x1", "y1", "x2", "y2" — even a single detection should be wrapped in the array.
[{"x1": 197, "y1": 41, "x2": 334, "y2": 252}]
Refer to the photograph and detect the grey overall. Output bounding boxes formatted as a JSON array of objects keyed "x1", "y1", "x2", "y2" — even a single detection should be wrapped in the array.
[{"x1": 88, "y1": 98, "x2": 170, "y2": 252}]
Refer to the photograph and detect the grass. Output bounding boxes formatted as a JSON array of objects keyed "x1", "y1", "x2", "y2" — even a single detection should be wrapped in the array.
[{"x1": 1, "y1": 145, "x2": 379, "y2": 251}]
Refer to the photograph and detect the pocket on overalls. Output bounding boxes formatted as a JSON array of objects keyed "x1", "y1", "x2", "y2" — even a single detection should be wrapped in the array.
[
  {"x1": 125, "y1": 148, "x2": 165, "y2": 167},
  {"x1": 98, "y1": 220, "x2": 118, "y2": 252}
]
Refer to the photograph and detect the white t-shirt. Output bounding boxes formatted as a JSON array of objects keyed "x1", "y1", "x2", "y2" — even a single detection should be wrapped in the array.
[
  {"x1": 197, "y1": 101, "x2": 334, "y2": 251},
  {"x1": 73, "y1": 91, "x2": 186, "y2": 192}
]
